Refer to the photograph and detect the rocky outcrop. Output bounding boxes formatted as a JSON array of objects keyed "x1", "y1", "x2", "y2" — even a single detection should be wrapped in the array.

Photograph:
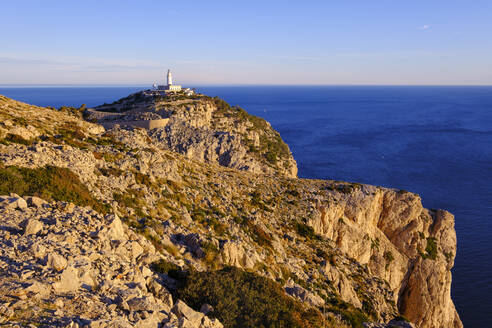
[
  {"x1": 307, "y1": 186, "x2": 462, "y2": 328},
  {"x1": 0, "y1": 94, "x2": 462, "y2": 327},
  {"x1": 87, "y1": 92, "x2": 298, "y2": 178},
  {"x1": 0, "y1": 196, "x2": 222, "y2": 328}
]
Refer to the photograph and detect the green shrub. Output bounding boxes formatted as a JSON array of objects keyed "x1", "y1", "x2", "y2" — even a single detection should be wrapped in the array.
[
  {"x1": 325, "y1": 297, "x2": 369, "y2": 328},
  {"x1": 370, "y1": 238, "x2": 380, "y2": 250},
  {"x1": 422, "y1": 237, "x2": 438, "y2": 260},
  {"x1": 0, "y1": 165, "x2": 109, "y2": 213},
  {"x1": 2, "y1": 133, "x2": 33, "y2": 146},
  {"x1": 190, "y1": 206, "x2": 228, "y2": 236},
  {"x1": 336, "y1": 183, "x2": 362, "y2": 194},
  {"x1": 58, "y1": 104, "x2": 87, "y2": 118},
  {"x1": 234, "y1": 216, "x2": 272, "y2": 248},
  {"x1": 151, "y1": 259, "x2": 183, "y2": 280},
  {"x1": 249, "y1": 191, "x2": 271, "y2": 212},
  {"x1": 177, "y1": 266, "x2": 324, "y2": 328},
  {"x1": 384, "y1": 251, "x2": 394, "y2": 270},
  {"x1": 134, "y1": 171, "x2": 152, "y2": 187},
  {"x1": 265, "y1": 151, "x2": 277, "y2": 164},
  {"x1": 99, "y1": 167, "x2": 124, "y2": 177},
  {"x1": 249, "y1": 223, "x2": 272, "y2": 248},
  {"x1": 295, "y1": 222, "x2": 318, "y2": 240},
  {"x1": 113, "y1": 190, "x2": 146, "y2": 218}
]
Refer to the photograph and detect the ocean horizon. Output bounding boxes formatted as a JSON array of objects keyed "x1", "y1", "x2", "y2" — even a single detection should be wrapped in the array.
[{"x1": 1, "y1": 85, "x2": 491, "y2": 327}]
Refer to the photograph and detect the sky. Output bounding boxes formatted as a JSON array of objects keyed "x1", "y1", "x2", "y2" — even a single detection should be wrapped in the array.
[{"x1": 1, "y1": 0, "x2": 491, "y2": 85}]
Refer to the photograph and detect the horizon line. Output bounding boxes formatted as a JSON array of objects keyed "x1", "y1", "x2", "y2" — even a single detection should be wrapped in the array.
[{"x1": 1, "y1": 83, "x2": 492, "y2": 88}]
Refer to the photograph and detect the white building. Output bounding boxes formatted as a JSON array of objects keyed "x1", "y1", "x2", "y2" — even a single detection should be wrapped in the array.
[{"x1": 157, "y1": 69, "x2": 182, "y2": 92}]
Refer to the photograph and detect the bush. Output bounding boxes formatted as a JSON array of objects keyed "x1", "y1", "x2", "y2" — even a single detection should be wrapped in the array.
[
  {"x1": 384, "y1": 251, "x2": 394, "y2": 270},
  {"x1": 176, "y1": 266, "x2": 324, "y2": 328},
  {"x1": 326, "y1": 297, "x2": 369, "y2": 328},
  {"x1": 0, "y1": 165, "x2": 109, "y2": 213},
  {"x1": 2, "y1": 133, "x2": 33, "y2": 146},
  {"x1": 151, "y1": 259, "x2": 184, "y2": 280},
  {"x1": 422, "y1": 237, "x2": 438, "y2": 260},
  {"x1": 134, "y1": 171, "x2": 152, "y2": 187},
  {"x1": 249, "y1": 223, "x2": 272, "y2": 248},
  {"x1": 295, "y1": 222, "x2": 318, "y2": 239},
  {"x1": 113, "y1": 190, "x2": 146, "y2": 218},
  {"x1": 99, "y1": 167, "x2": 124, "y2": 177},
  {"x1": 234, "y1": 216, "x2": 272, "y2": 248}
]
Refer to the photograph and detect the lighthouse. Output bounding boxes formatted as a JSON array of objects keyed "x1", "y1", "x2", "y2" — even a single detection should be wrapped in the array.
[
  {"x1": 156, "y1": 69, "x2": 194, "y2": 94},
  {"x1": 167, "y1": 69, "x2": 173, "y2": 86},
  {"x1": 160, "y1": 69, "x2": 181, "y2": 92}
]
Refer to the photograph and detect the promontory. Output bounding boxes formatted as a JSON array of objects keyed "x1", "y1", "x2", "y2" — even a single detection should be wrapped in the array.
[{"x1": 0, "y1": 91, "x2": 461, "y2": 328}]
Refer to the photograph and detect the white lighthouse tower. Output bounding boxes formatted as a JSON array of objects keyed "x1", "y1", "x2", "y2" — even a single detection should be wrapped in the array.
[
  {"x1": 161, "y1": 69, "x2": 181, "y2": 92},
  {"x1": 167, "y1": 69, "x2": 173, "y2": 86},
  {"x1": 156, "y1": 69, "x2": 192, "y2": 94}
]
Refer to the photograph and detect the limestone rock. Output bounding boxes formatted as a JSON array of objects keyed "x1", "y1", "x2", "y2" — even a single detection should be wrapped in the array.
[
  {"x1": 1, "y1": 196, "x2": 28, "y2": 210},
  {"x1": 23, "y1": 219, "x2": 43, "y2": 235},
  {"x1": 172, "y1": 300, "x2": 204, "y2": 325},
  {"x1": 221, "y1": 240, "x2": 260, "y2": 269},
  {"x1": 127, "y1": 295, "x2": 156, "y2": 312},
  {"x1": 169, "y1": 300, "x2": 223, "y2": 328},
  {"x1": 0, "y1": 94, "x2": 462, "y2": 328},
  {"x1": 46, "y1": 253, "x2": 68, "y2": 271},
  {"x1": 284, "y1": 279, "x2": 325, "y2": 307},
  {"x1": 107, "y1": 214, "x2": 125, "y2": 241},
  {"x1": 52, "y1": 266, "x2": 80, "y2": 293},
  {"x1": 25, "y1": 196, "x2": 48, "y2": 208}
]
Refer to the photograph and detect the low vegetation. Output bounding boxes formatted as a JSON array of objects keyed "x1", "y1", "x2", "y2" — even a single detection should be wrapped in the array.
[
  {"x1": 295, "y1": 222, "x2": 319, "y2": 240},
  {"x1": 163, "y1": 265, "x2": 325, "y2": 328},
  {"x1": 422, "y1": 237, "x2": 438, "y2": 260},
  {"x1": 0, "y1": 133, "x2": 33, "y2": 146},
  {"x1": 0, "y1": 165, "x2": 109, "y2": 213}
]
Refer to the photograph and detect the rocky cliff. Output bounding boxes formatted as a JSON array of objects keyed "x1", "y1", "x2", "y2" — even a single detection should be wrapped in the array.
[
  {"x1": 86, "y1": 92, "x2": 298, "y2": 178},
  {"x1": 0, "y1": 94, "x2": 461, "y2": 328}
]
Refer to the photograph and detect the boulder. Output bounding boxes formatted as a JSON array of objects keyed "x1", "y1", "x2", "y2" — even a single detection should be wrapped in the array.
[
  {"x1": 13, "y1": 197, "x2": 28, "y2": 210},
  {"x1": 221, "y1": 240, "x2": 259, "y2": 269},
  {"x1": 130, "y1": 241, "x2": 144, "y2": 259},
  {"x1": 1, "y1": 196, "x2": 28, "y2": 210},
  {"x1": 52, "y1": 266, "x2": 80, "y2": 293},
  {"x1": 127, "y1": 296, "x2": 156, "y2": 312},
  {"x1": 107, "y1": 214, "x2": 126, "y2": 241},
  {"x1": 200, "y1": 303, "x2": 214, "y2": 315},
  {"x1": 284, "y1": 279, "x2": 325, "y2": 307},
  {"x1": 30, "y1": 243, "x2": 47, "y2": 259},
  {"x1": 45, "y1": 253, "x2": 68, "y2": 271},
  {"x1": 25, "y1": 196, "x2": 48, "y2": 208},
  {"x1": 23, "y1": 219, "x2": 44, "y2": 235},
  {"x1": 172, "y1": 300, "x2": 204, "y2": 326},
  {"x1": 87, "y1": 124, "x2": 105, "y2": 135},
  {"x1": 25, "y1": 281, "x2": 51, "y2": 298}
]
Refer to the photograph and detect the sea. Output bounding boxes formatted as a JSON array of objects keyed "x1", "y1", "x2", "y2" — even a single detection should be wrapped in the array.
[{"x1": 1, "y1": 85, "x2": 491, "y2": 327}]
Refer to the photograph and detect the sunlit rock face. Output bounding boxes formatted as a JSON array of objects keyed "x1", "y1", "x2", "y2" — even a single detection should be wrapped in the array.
[{"x1": 0, "y1": 94, "x2": 461, "y2": 327}]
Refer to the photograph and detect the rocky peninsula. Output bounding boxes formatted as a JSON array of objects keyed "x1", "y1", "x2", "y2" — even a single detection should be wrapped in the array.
[{"x1": 0, "y1": 92, "x2": 462, "y2": 327}]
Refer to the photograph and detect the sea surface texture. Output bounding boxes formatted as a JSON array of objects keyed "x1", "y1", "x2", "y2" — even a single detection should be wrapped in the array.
[{"x1": 1, "y1": 85, "x2": 491, "y2": 327}]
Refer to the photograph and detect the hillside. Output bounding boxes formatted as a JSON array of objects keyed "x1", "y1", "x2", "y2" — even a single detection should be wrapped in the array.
[
  {"x1": 86, "y1": 91, "x2": 297, "y2": 178},
  {"x1": 0, "y1": 94, "x2": 461, "y2": 328}
]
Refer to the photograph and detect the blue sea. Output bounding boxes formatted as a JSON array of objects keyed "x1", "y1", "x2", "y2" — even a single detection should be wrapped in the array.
[{"x1": 1, "y1": 85, "x2": 491, "y2": 326}]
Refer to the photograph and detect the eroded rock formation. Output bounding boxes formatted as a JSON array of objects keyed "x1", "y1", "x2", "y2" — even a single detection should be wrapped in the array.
[{"x1": 0, "y1": 93, "x2": 462, "y2": 327}]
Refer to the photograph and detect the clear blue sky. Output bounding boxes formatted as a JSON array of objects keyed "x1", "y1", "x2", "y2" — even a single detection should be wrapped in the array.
[{"x1": 1, "y1": 0, "x2": 491, "y2": 85}]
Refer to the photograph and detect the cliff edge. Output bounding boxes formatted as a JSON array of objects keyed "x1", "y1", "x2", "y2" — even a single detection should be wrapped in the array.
[{"x1": 0, "y1": 94, "x2": 461, "y2": 327}]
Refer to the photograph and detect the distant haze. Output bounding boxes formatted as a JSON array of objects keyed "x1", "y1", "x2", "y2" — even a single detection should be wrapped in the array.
[{"x1": 1, "y1": 0, "x2": 491, "y2": 85}]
